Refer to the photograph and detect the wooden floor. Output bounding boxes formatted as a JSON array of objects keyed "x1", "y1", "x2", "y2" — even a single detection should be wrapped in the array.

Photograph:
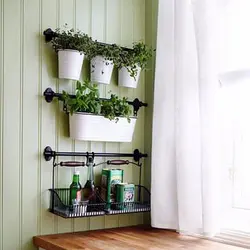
[{"x1": 33, "y1": 226, "x2": 245, "y2": 250}]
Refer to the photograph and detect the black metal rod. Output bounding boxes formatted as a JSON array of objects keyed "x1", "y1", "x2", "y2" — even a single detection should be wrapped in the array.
[
  {"x1": 55, "y1": 152, "x2": 147, "y2": 158},
  {"x1": 44, "y1": 146, "x2": 147, "y2": 162},
  {"x1": 43, "y1": 87, "x2": 148, "y2": 115},
  {"x1": 43, "y1": 28, "x2": 133, "y2": 51}
]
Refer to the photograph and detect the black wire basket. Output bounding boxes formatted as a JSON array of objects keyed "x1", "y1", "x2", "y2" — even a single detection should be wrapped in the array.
[
  {"x1": 49, "y1": 185, "x2": 150, "y2": 218},
  {"x1": 49, "y1": 188, "x2": 106, "y2": 218},
  {"x1": 105, "y1": 185, "x2": 151, "y2": 215}
]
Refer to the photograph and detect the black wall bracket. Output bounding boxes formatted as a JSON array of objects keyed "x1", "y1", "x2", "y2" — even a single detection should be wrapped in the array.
[
  {"x1": 43, "y1": 28, "x2": 58, "y2": 42},
  {"x1": 43, "y1": 87, "x2": 147, "y2": 116}
]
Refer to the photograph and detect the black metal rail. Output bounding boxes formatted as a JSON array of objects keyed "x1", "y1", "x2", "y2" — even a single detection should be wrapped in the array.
[
  {"x1": 43, "y1": 28, "x2": 133, "y2": 51},
  {"x1": 44, "y1": 146, "x2": 148, "y2": 162},
  {"x1": 43, "y1": 87, "x2": 147, "y2": 116}
]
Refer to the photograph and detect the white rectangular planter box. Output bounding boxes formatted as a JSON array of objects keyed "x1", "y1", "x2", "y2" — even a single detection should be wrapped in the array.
[{"x1": 69, "y1": 113, "x2": 136, "y2": 142}]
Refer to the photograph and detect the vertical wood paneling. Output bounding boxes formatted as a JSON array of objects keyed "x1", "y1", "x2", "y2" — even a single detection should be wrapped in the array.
[
  {"x1": 0, "y1": 0, "x2": 3, "y2": 248},
  {"x1": 89, "y1": 0, "x2": 106, "y2": 231},
  {"x1": 91, "y1": 0, "x2": 105, "y2": 42},
  {"x1": 144, "y1": 0, "x2": 158, "y2": 225},
  {"x1": 57, "y1": 0, "x2": 75, "y2": 234},
  {"x1": 22, "y1": 0, "x2": 40, "y2": 249},
  {"x1": 2, "y1": 0, "x2": 21, "y2": 249},
  {"x1": 0, "y1": 1, "x2": 149, "y2": 249},
  {"x1": 130, "y1": 0, "x2": 146, "y2": 226},
  {"x1": 103, "y1": 0, "x2": 122, "y2": 229},
  {"x1": 74, "y1": 0, "x2": 92, "y2": 232},
  {"x1": 41, "y1": 0, "x2": 57, "y2": 236},
  {"x1": 118, "y1": 0, "x2": 135, "y2": 227}
]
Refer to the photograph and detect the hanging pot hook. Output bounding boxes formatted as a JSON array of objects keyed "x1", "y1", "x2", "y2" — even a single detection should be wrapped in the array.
[{"x1": 86, "y1": 152, "x2": 90, "y2": 166}]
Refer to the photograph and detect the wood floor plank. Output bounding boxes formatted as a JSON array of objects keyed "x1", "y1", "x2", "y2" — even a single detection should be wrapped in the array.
[{"x1": 33, "y1": 226, "x2": 245, "y2": 250}]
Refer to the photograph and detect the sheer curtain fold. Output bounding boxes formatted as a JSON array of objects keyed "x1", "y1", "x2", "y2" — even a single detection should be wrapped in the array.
[{"x1": 151, "y1": 0, "x2": 222, "y2": 236}]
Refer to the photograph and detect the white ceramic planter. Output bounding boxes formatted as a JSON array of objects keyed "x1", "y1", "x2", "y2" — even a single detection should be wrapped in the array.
[
  {"x1": 118, "y1": 66, "x2": 141, "y2": 88},
  {"x1": 58, "y1": 50, "x2": 84, "y2": 80},
  {"x1": 69, "y1": 113, "x2": 136, "y2": 142},
  {"x1": 90, "y1": 56, "x2": 114, "y2": 85}
]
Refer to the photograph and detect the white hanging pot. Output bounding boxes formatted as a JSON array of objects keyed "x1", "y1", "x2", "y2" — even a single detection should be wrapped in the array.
[
  {"x1": 90, "y1": 56, "x2": 114, "y2": 85},
  {"x1": 69, "y1": 113, "x2": 136, "y2": 142},
  {"x1": 118, "y1": 65, "x2": 141, "y2": 88},
  {"x1": 58, "y1": 49, "x2": 84, "y2": 80}
]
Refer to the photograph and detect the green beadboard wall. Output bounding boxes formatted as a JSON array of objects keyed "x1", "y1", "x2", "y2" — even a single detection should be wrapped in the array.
[{"x1": 0, "y1": 0, "x2": 158, "y2": 249}]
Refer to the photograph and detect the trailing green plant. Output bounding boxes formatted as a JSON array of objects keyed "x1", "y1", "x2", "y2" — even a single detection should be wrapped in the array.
[
  {"x1": 85, "y1": 41, "x2": 123, "y2": 64},
  {"x1": 50, "y1": 25, "x2": 93, "y2": 54},
  {"x1": 61, "y1": 80, "x2": 132, "y2": 122},
  {"x1": 117, "y1": 42, "x2": 153, "y2": 79}
]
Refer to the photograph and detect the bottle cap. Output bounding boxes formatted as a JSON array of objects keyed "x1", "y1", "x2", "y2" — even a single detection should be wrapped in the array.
[{"x1": 74, "y1": 170, "x2": 80, "y2": 175}]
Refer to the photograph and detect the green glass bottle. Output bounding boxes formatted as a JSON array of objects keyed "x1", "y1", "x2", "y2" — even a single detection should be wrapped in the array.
[
  {"x1": 69, "y1": 171, "x2": 82, "y2": 205},
  {"x1": 83, "y1": 157, "x2": 95, "y2": 201}
]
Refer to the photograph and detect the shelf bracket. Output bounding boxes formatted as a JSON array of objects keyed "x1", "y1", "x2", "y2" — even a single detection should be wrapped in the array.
[{"x1": 44, "y1": 146, "x2": 55, "y2": 161}]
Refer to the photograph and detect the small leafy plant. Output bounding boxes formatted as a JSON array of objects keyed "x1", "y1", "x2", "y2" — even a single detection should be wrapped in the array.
[
  {"x1": 61, "y1": 80, "x2": 132, "y2": 122},
  {"x1": 117, "y1": 42, "x2": 153, "y2": 79},
  {"x1": 62, "y1": 80, "x2": 100, "y2": 114},
  {"x1": 50, "y1": 25, "x2": 93, "y2": 54},
  {"x1": 101, "y1": 94, "x2": 131, "y2": 122},
  {"x1": 86, "y1": 41, "x2": 123, "y2": 64}
]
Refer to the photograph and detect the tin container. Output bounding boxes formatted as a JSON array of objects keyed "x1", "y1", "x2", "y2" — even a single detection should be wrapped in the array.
[
  {"x1": 100, "y1": 169, "x2": 124, "y2": 204},
  {"x1": 115, "y1": 183, "x2": 135, "y2": 210}
]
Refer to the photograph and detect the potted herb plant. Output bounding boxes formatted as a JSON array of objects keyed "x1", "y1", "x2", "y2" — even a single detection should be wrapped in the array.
[
  {"x1": 86, "y1": 42, "x2": 122, "y2": 85},
  {"x1": 50, "y1": 26, "x2": 93, "y2": 80},
  {"x1": 118, "y1": 42, "x2": 153, "y2": 88},
  {"x1": 62, "y1": 80, "x2": 136, "y2": 142}
]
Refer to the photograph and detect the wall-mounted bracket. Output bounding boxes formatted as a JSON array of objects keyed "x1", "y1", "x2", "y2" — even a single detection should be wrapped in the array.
[
  {"x1": 44, "y1": 88, "x2": 55, "y2": 103},
  {"x1": 128, "y1": 99, "x2": 148, "y2": 116},
  {"x1": 43, "y1": 28, "x2": 58, "y2": 42},
  {"x1": 44, "y1": 146, "x2": 55, "y2": 161}
]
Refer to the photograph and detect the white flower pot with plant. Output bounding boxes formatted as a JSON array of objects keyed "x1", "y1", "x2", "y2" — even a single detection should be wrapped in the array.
[
  {"x1": 62, "y1": 80, "x2": 136, "y2": 142},
  {"x1": 90, "y1": 56, "x2": 114, "y2": 85},
  {"x1": 58, "y1": 50, "x2": 84, "y2": 80},
  {"x1": 118, "y1": 65, "x2": 141, "y2": 88},
  {"x1": 87, "y1": 43, "x2": 122, "y2": 85},
  {"x1": 49, "y1": 27, "x2": 92, "y2": 80},
  {"x1": 118, "y1": 42, "x2": 153, "y2": 88}
]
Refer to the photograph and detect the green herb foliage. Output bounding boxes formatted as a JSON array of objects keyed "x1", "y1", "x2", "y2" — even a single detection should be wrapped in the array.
[
  {"x1": 117, "y1": 42, "x2": 153, "y2": 79},
  {"x1": 62, "y1": 81, "x2": 100, "y2": 114},
  {"x1": 101, "y1": 94, "x2": 131, "y2": 123},
  {"x1": 85, "y1": 42, "x2": 123, "y2": 64},
  {"x1": 61, "y1": 80, "x2": 132, "y2": 123},
  {"x1": 50, "y1": 25, "x2": 93, "y2": 54}
]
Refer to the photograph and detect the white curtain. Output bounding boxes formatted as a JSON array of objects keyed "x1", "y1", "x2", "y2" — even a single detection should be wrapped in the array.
[{"x1": 151, "y1": 0, "x2": 226, "y2": 236}]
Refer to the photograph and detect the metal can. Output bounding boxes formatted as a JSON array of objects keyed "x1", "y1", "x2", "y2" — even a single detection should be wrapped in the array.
[{"x1": 116, "y1": 183, "x2": 135, "y2": 210}]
